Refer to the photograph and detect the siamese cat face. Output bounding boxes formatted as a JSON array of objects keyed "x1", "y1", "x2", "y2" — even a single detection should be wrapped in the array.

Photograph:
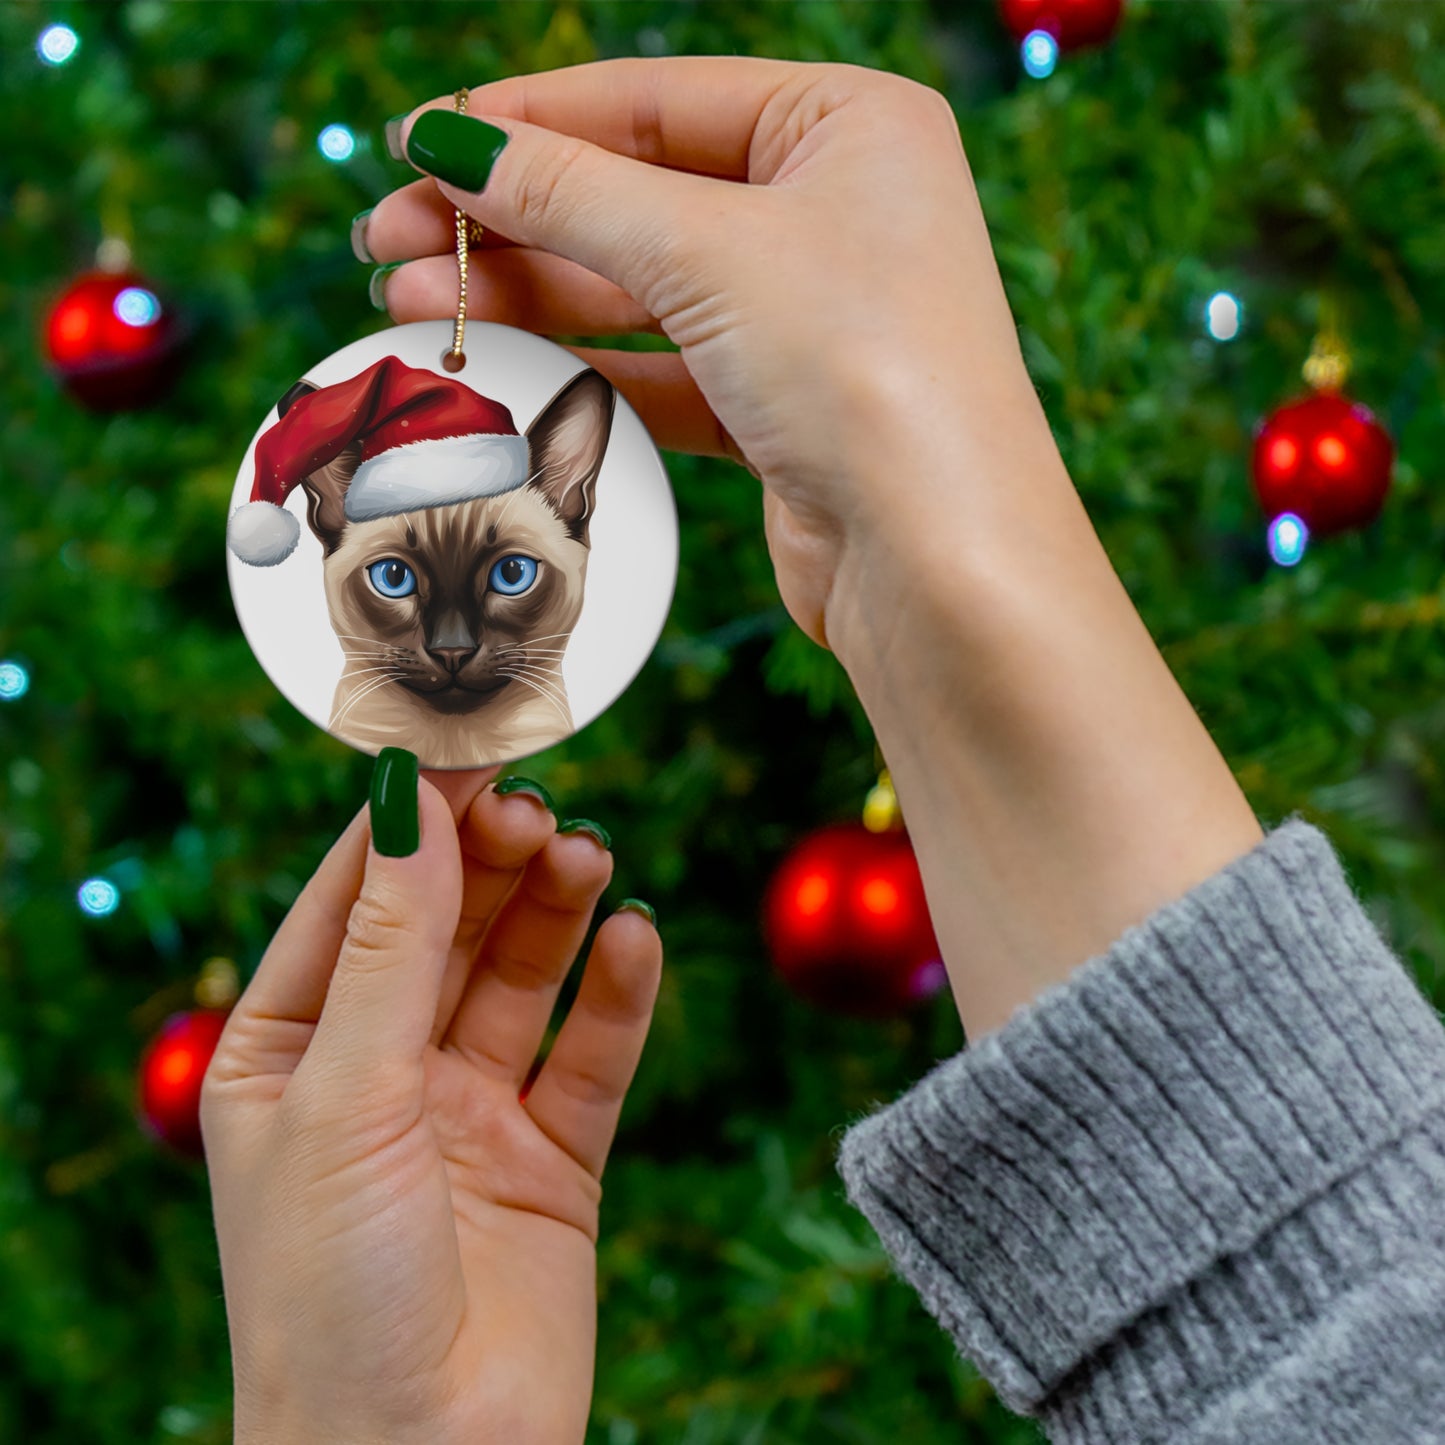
[
  {"x1": 287, "y1": 366, "x2": 615, "y2": 760},
  {"x1": 324, "y1": 490, "x2": 587, "y2": 717}
]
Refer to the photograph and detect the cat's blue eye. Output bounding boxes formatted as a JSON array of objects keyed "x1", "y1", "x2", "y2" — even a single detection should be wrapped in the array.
[
  {"x1": 367, "y1": 558, "x2": 417, "y2": 599},
  {"x1": 488, "y1": 555, "x2": 538, "y2": 596}
]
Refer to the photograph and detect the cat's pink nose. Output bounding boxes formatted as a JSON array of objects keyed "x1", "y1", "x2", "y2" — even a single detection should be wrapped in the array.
[{"x1": 427, "y1": 646, "x2": 476, "y2": 674}]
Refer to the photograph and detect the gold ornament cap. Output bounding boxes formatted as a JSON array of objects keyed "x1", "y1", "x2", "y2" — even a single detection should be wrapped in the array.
[
  {"x1": 194, "y1": 956, "x2": 240, "y2": 1010},
  {"x1": 863, "y1": 768, "x2": 902, "y2": 833},
  {"x1": 1303, "y1": 297, "x2": 1350, "y2": 392}
]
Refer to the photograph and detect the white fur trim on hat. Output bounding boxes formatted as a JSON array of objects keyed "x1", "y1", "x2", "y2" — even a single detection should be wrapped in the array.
[
  {"x1": 228, "y1": 500, "x2": 301, "y2": 566},
  {"x1": 344, "y1": 434, "x2": 531, "y2": 523}
]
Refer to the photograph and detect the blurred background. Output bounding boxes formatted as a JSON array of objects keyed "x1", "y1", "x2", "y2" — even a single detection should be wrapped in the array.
[{"x1": 2, "y1": 2, "x2": 1444, "y2": 1442}]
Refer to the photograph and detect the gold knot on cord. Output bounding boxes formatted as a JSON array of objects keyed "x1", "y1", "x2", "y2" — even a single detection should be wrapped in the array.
[{"x1": 442, "y1": 88, "x2": 482, "y2": 373}]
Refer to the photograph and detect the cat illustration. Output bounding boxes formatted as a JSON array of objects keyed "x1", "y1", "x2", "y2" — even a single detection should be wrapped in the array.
[{"x1": 226, "y1": 355, "x2": 615, "y2": 767}]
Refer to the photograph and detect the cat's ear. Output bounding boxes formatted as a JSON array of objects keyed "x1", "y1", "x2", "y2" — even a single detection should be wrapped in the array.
[
  {"x1": 276, "y1": 378, "x2": 317, "y2": 418},
  {"x1": 525, "y1": 369, "x2": 615, "y2": 545},
  {"x1": 271, "y1": 377, "x2": 360, "y2": 555},
  {"x1": 298, "y1": 445, "x2": 362, "y2": 555}
]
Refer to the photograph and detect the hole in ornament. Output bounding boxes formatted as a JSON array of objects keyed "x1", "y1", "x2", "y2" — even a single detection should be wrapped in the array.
[{"x1": 441, "y1": 350, "x2": 467, "y2": 373}]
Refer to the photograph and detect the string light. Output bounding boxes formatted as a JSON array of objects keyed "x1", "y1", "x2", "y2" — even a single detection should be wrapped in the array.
[
  {"x1": 1267, "y1": 512, "x2": 1309, "y2": 568},
  {"x1": 317, "y1": 124, "x2": 356, "y2": 162},
  {"x1": 77, "y1": 877, "x2": 121, "y2": 917},
  {"x1": 1021, "y1": 29, "x2": 1060, "y2": 78},
  {"x1": 113, "y1": 287, "x2": 162, "y2": 328},
  {"x1": 37, "y1": 24, "x2": 79, "y2": 66},
  {"x1": 0, "y1": 660, "x2": 29, "y2": 701},
  {"x1": 1205, "y1": 291, "x2": 1242, "y2": 341}
]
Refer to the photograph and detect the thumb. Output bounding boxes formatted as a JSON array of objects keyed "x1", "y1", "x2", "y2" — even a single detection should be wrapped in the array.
[
  {"x1": 397, "y1": 106, "x2": 747, "y2": 316},
  {"x1": 303, "y1": 749, "x2": 462, "y2": 1089}
]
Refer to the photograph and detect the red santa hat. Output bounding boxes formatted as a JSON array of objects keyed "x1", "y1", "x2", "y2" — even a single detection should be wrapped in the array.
[{"x1": 227, "y1": 354, "x2": 530, "y2": 566}]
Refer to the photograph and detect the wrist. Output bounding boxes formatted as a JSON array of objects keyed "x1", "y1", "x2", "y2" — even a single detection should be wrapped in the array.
[
  {"x1": 822, "y1": 367, "x2": 1077, "y2": 677},
  {"x1": 822, "y1": 411, "x2": 1262, "y2": 1039}
]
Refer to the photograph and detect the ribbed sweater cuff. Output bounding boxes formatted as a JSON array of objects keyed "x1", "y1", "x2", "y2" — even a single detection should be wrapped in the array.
[{"x1": 836, "y1": 817, "x2": 1445, "y2": 1433}]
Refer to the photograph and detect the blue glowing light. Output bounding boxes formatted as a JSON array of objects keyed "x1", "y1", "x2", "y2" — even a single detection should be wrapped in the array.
[
  {"x1": 114, "y1": 287, "x2": 161, "y2": 328},
  {"x1": 37, "y1": 24, "x2": 79, "y2": 66},
  {"x1": 318, "y1": 124, "x2": 356, "y2": 162},
  {"x1": 78, "y1": 877, "x2": 121, "y2": 918},
  {"x1": 1205, "y1": 291, "x2": 1243, "y2": 342},
  {"x1": 1022, "y1": 30, "x2": 1059, "y2": 79},
  {"x1": 1267, "y1": 512, "x2": 1309, "y2": 567},
  {"x1": 0, "y1": 660, "x2": 29, "y2": 701}
]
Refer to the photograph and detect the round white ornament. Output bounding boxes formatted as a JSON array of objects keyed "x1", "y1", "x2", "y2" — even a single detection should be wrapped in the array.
[{"x1": 226, "y1": 319, "x2": 678, "y2": 769}]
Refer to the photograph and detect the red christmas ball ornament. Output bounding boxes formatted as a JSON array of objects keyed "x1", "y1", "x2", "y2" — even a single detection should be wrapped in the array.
[
  {"x1": 998, "y1": 0, "x2": 1124, "y2": 50},
  {"x1": 1251, "y1": 392, "x2": 1394, "y2": 538},
  {"x1": 137, "y1": 1009, "x2": 230, "y2": 1157},
  {"x1": 44, "y1": 269, "x2": 183, "y2": 410},
  {"x1": 764, "y1": 822, "x2": 945, "y2": 1017}
]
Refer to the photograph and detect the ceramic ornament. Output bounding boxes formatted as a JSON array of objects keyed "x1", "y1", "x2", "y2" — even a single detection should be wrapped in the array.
[{"x1": 226, "y1": 319, "x2": 678, "y2": 769}]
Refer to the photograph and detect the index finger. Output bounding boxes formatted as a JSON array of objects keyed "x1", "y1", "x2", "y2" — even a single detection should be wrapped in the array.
[{"x1": 407, "y1": 54, "x2": 810, "y2": 182}]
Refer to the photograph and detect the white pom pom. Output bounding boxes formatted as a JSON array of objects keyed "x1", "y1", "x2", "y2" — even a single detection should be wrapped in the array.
[{"x1": 227, "y1": 501, "x2": 300, "y2": 566}]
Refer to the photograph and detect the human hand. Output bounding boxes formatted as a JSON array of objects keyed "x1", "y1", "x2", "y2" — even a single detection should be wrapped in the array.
[
  {"x1": 201, "y1": 759, "x2": 661, "y2": 1445},
  {"x1": 360, "y1": 56, "x2": 1060, "y2": 658},
  {"x1": 360, "y1": 59, "x2": 1260, "y2": 1047}
]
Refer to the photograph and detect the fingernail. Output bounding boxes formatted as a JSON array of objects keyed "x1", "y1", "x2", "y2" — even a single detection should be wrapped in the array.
[
  {"x1": 350, "y1": 208, "x2": 375, "y2": 263},
  {"x1": 558, "y1": 818, "x2": 612, "y2": 851},
  {"x1": 617, "y1": 898, "x2": 656, "y2": 926},
  {"x1": 493, "y1": 775, "x2": 555, "y2": 812},
  {"x1": 370, "y1": 747, "x2": 420, "y2": 857},
  {"x1": 384, "y1": 113, "x2": 409, "y2": 162},
  {"x1": 369, "y1": 261, "x2": 404, "y2": 311},
  {"x1": 405, "y1": 110, "x2": 510, "y2": 192}
]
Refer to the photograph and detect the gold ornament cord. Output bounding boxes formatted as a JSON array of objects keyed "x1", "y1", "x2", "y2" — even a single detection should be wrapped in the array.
[{"x1": 442, "y1": 87, "x2": 481, "y2": 373}]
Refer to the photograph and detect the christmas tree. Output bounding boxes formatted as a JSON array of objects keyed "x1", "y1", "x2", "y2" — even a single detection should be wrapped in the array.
[{"x1": 2, "y1": 3, "x2": 1443, "y2": 1441}]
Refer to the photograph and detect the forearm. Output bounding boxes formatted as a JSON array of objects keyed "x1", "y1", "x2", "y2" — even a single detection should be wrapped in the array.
[{"x1": 826, "y1": 381, "x2": 1262, "y2": 1040}]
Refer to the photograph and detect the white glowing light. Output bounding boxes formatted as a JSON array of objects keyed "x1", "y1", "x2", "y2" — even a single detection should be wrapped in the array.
[
  {"x1": 1206, "y1": 291, "x2": 1243, "y2": 342},
  {"x1": 318, "y1": 124, "x2": 356, "y2": 162},
  {"x1": 114, "y1": 287, "x2": 161, "y2": 327},
  {"x1": 38, "y1": 24, "x2": 79, "y2": 66},
  {"x1": 1267, "y1": 512, "x2": 1309, "y2": 567},
  {"x1": 78, "y1": 877, "x2": 121, "y2": 917},
  {"x1": 0, "y1": 660, "x2": 29, "y2": 701},
  {"x1": 1022, "y1": 30, "x2": 1059, "y2": 79}
]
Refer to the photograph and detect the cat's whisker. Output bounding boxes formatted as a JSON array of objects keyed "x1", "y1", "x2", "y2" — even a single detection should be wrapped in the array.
[
  {"x1": 333, "y1": 684, "x2": 397, "y2": 733},
  {"x1": 336, "y1": 668, "x2": 402, "y2": 701},
  {"x1": 498, "y1": 671, "x2": 571, "y2": 729},
  {"x1": 503, "y1": 662, "x2": 567, "y2": 693},
  {"x1": 498, "y1": 661, "x2": 567, "y2": 679},
  {"x1": 497, "y1": 631, "x2": 576, "y2": 647},
  {"x1": 497, "y1": 655, "x2": 569, "y2": 693},
  {"x1": 499, "y1": 665, "x2": 573, "y2": 720},
  {"x1": 338, "y1": 665, "x2": 407, "y2": 680},
  {"x1": 333, "y1": 672, "x2": 403, "y2": 729}
]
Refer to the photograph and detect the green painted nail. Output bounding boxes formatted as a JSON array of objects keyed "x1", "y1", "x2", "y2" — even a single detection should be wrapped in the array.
[
  {"x1": 493, "y1": 775, "x2": 555, "y2": 812},
  {"x1": 384, "y1": 113, "x2": 409, "y2": 162},
  {"x1": 559, "y1": 818, "x2": 612, "y2": 851},
  {"x1": 617, "y1": 898, "x2": 656, "y2": 926},
  {"x1": 368, "y1": 261, "x2": 404, "y2": 311},
  {"x1": 405, "y1": 110, "x2": 510, "y2": 192},
  {"x1": 350, "y1": 208, "x2": 375, "y2": 264},
  {"x1": 370, "y1": 747, "x2": 419, "y2": 857}
]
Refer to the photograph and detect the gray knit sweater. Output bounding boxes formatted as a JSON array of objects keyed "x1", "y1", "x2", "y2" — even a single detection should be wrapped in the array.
[{"x1": 836, "y1": 818, "x2": 1445, "y2": 1443}]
